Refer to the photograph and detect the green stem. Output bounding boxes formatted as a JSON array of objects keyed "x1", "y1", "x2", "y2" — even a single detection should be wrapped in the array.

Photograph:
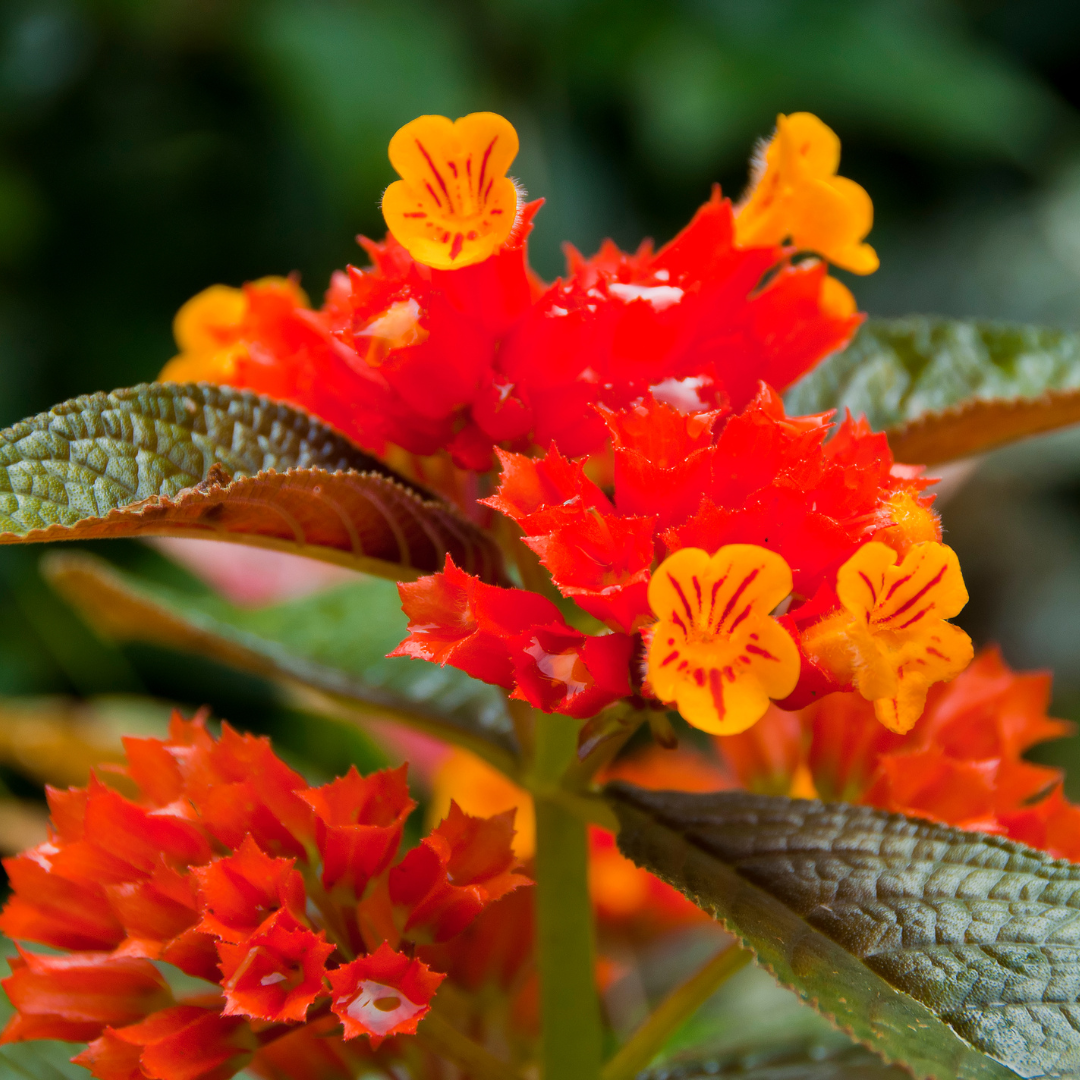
[
  {"x1": 601, "y1": 943, "x2": 750, "y2": 1080},
  {"x1": 533, "y1": 715, "x2": 603, "y2": 1080}
]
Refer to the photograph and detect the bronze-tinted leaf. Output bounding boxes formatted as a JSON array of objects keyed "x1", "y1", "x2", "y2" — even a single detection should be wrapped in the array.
[
  {"x1": 606, "y1": 783, "x2": 1076, "y2": 1080},
  {"x1": 3, "y1": 464, "x2": 503, "y2": 583},
  {"x1": 786, "y1": 318, "x2": 1080, "y2": 464},
  {"x1": 0, "y1": 382, "x2": 504, "y2": 582}
]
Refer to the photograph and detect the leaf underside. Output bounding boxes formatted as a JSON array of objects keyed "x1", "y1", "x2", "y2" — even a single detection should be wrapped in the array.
[
  {"x1": 605, "y1": 782, "x2": 1080, "y2": 1080},
  {"x1": 42, "y1": 550, "x2": 519, "y2": 773},
  {"x1": 787, "y1": 318, "x2": 1080, "y2": 464},
  {"x1": 0, "y1": 382, "x2": 504, "y2": 583}
]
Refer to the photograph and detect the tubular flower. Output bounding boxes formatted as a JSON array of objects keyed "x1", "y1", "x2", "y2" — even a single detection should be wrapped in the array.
[
  {"x1": 714, "y1": 647, "x2": 1080, "y2": 860},
  {"x1": 735, "y1": 112, "x2": 879, "y2": 275},
  {"x1": 800, "y1": 541, "x2": 974, "y2": 732},
  {"x1": 0, "y1": 712, "x2": 529, "y2": 1080},
  {"x1": 160, "y1": 112, "x2": 863, "y2": 471},
  {"x1": 645, "y1": 545, "x2": 800, "y2": 735},
  {"x1": 381, "y1": 112, "x2": 521, "y2": 270}
]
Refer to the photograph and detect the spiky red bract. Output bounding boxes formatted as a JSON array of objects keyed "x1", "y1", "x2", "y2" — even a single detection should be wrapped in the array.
[
  {"x1": 389, "y1": 802, "x2": 530, "y2": 943},
  {"x1": 0, "y1": 712, "x2": 532, "y2": 1080},
  {"x1": 173, "y1": 186, "x2": 857, "y2": 470},
  {"x1": 192, "y1": 836, "x2": 307, "y2": 944},
  {"x1": 327, "y1": 943, "x2": 445, "y2": 1047},
  {"x1": 299, "y1": 765, "x2": 415, "y2": 892},
  {"x1": 393, "y1": 555, "x2": 634, "y2": 716}
]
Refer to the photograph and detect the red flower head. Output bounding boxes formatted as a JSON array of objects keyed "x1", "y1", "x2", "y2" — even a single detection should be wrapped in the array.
[
  {"x1": 0, "y1": 712, "x2": 531, "y2": 1080},
  {"x1": 160, "y1": 112, "x2": 867, "y2": 472}
]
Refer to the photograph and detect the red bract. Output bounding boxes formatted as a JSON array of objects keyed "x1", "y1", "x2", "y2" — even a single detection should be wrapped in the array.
[
  {"x1": 0, "y1": 712, "x2": 531, "y2": 1080},
  {"x1": 299, "y1": 764, "x2": 415, "y2": 893},
  {"x1": 328, "y1": 943, "x2": 445, "y2": 1047},
  {"x1": 165, "y1": 189, "x2": 857, "y2": 472},
  {"x1": 193, "y1": 837, "x2": 307, "y2": 943},
  {"x1": 393, "y1": 555, "x2": 634, "y2": 717},
  {"x1": 77, "y1": 1005, "x2": 255, "y2": 1080},
  {"x1": 389, "y1": 802, "x2": 530, "y2": 943}
]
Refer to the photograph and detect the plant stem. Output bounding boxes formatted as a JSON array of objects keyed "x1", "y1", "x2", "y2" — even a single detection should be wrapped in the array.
[
  {"x1": 533, "y1": 714, "x2": 604, "y2": 1080},
  {"x1": 601, "y1": 942, "x2": 751, "y2": 1080},
  {"x1": 415, "y1": 1012, "x2": 520, "y2": 1080}
]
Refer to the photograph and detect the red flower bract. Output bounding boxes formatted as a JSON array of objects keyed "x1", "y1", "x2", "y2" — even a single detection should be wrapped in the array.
[
  {"x1": 165, "y1": 186, "x2": 858, "y2": 472},
  {"x1": 392, "y1": 555, "x2": 634, "y2": 717},
  {"x1": 0, "y1": 711, "x2": 531, "y2": 1080}
]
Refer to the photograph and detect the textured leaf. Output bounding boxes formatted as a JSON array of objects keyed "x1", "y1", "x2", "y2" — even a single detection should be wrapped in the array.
[
  {"x1": 785, "y1": 318, "x2": 1080, "y2": 464},
  {"x1": 605, "y1": 783, "x2": 1080, "y2": 1080},
  {"x1": 0, "y1": 382, "x2": 504, "y2": 583},
  {"x1": 42, "y1": 551, "x2": 519, "y2": 773}
]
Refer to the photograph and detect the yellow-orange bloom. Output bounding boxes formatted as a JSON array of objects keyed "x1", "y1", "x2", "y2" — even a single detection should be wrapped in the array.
[
  {"x1": 381, "y1": 112, "x2": 520, "y2": 270},
  {"x1": 802, "y1": 541, "x2": 973, "y2": 734},
  {"x1": 646, "y1": 546, "x2": 800, "y2": 735},
  {"x1": 735, "y1": 112, "x2": 879, "y2": 275},
  {"x1": 159, "y1": 277, "x2": 308, "y2": 384}
]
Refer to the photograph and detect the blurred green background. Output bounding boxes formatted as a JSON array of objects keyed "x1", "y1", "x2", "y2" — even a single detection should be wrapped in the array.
[{"x1": 1, "y1": 0, "x2": 1080, "y2": 783}]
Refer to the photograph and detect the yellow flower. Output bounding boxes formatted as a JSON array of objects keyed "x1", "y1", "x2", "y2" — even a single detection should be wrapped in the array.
[
  {"x1": 381, "y1": 112, "x2": 520, "y2": 271},
  {"x1": 802, "y1": 541, "x2": 973, "y2": 734},
  {"x1": 646, "y1": 545, "x2": 800, "y2": 735},
  {"x1": 159, "y1": 277, "x2": 307, "y2": 384},
  {"x1": 735, "y1": 112, "x2": 879, "y2": 275}
]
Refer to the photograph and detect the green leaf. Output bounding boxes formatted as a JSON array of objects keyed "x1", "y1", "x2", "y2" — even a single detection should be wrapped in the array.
[
  {"x1": 42, "y1": 550, "x2": 519, "y2": 774},
  {"x1": 0, "y1": 382, "x2": 505, "y2": 583},
  {"x1": 785, "y1": 318, "x2": 1080, "y2": 464},
  {"x1": 605, "y1": 783, "x2": 1080, "y2": 1080}
]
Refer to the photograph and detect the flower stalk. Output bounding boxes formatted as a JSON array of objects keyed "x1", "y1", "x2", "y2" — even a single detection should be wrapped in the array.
[{"x1": 533, "y1": 713, "x2": 604, "y2": 1080}]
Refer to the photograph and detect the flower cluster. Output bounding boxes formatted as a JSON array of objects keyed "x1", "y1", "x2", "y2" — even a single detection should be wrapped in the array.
[
  {"x1": 0, "y1": 713, "x2": 528, "y2": 1080},
  {"x1": 398, "y1": 386, "x2": 971, "y2": 735},
  {"x1": 161, "y1": 112, "x2": 870, "y2": 472}
]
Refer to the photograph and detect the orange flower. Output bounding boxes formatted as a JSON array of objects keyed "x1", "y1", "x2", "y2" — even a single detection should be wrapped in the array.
[
  {"x1": 381, "y1": 113, "x2": 520, "y2": 269},
  {"x1": 735, "y1": 112, "x2": 878, "y2": 275},
  {"x1": 800, "y1": 541, "x2": 973, "y2": 732},
  {"x1": 646, "y1": 545, "x2": 801, "y2": 734}
]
